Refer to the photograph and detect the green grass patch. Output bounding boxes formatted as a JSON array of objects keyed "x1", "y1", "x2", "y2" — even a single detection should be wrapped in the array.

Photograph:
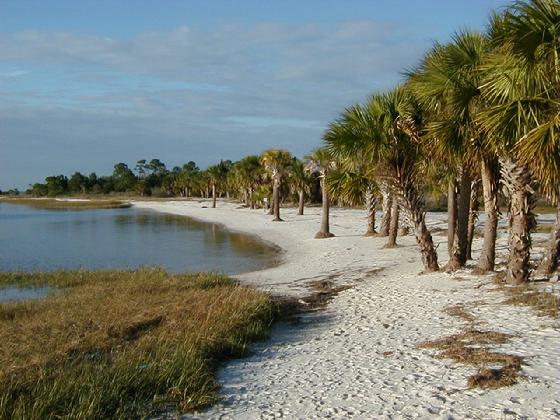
[
  {"x1": 0, "y1": 269, "x2": 276, "y2": 418},
  {"x1": 1, "y1": 198, "x2": 130, "y2": 210}
]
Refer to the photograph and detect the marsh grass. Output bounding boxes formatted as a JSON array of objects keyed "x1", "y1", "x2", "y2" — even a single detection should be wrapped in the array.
[
  {"x1": 1, "y1": 198, "x2": 130, "y2": 210},
  {"x1": 0, "y1": 269, "x2": 276, "y2": 419}
]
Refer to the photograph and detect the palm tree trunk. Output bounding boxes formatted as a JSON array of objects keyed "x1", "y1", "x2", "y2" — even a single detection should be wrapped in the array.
[
  {"x1": 538, "y1": 201, "x2": 560, "y2": 276},
  {"x1": 393, "y1": 168, "x2": 439, "y2": 272},
  {"x1": 211, "y1": 184, "x2": 216, "y2": 208},
  {"x1": 384, "y1": 201, "x2": 399, "y2": 248},
  {"x1": 466, "y1": 179, "x2": 481, "y2": 260},
  {"x1": 298, "y1": 190, "x2": 305, "y2": 215},
  {"x1": 365, "y1": 188, "x2": 377, "y2": 236},
  {"x1": 476, "y1": 158, "x2": 500, "y2": 273},
  {"x1": 315, "y1": 177, "x2": 334, "y2": 238},
  {"x1": 447, "y1": 166, "x2": 472, "y2": 270},
  {"x1": 272, "y1": 179, "x2": 282, "y2": 221},
  {"x1": 447, "y1": 179, "x2": 457, "y2": 258},
  {"x1": 250, "y1": 187, "x2": 255, "y2": 209},
  {"x1": 402, "y1": 204, "x2": 439, "y2": 271},
  {"x1": 502, "y1": 158, "x2": 533, "y2": 285},
  {"x1": 379, "y1": 186, "x2": 392, "y2": 237}
]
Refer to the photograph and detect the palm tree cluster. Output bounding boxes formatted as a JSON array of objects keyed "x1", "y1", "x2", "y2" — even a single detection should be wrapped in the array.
[{"x1": 321, "y1": 0, "x2": 559, "y2": 284}]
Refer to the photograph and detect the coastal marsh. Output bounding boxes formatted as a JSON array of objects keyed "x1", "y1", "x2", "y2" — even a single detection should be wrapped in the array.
[{"x1": 0, "y1": 269, "x2": 276, "y2": 419}]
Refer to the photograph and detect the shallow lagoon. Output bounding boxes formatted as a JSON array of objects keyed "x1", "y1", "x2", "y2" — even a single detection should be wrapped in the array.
[{"x1": 0, "y1": 202, "x2": 277, "y2": 275}]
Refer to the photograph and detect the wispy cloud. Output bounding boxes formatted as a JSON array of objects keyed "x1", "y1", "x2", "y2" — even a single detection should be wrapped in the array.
[
  {"x1": 0, "y1": 21, "x2": 431, "y2": 189},
  {"x1": 0, "y1": 70, "x2": 29, "y2": 77}
]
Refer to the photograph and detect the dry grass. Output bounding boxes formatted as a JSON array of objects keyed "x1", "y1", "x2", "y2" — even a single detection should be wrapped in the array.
[
  {"x1": 419, "y1": 328, "x2": 522, "y2": 389},
  {"x1": 502, "y1": 285, "x2": 559, "y2": 318},
  {"x1": 1, "y1": 198, "x2": 130, "y2": 210},
  {"x1": 419, "y1": 329, "x2": 514, "y2": 350},
  {"x1": 0, "y1": 269, "x2": 276, "y2": 419},
  {"x1": 304, "y1": 280, "x2": 352, "y2": 308},
  {"x1": 444, "y1": 304, "x2": 476, "y2": 323}
]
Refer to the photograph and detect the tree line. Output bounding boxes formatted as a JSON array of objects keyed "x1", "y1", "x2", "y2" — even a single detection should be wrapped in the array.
[{"x1": 24, "y1": 156, "x2": 324, "y2": 205}]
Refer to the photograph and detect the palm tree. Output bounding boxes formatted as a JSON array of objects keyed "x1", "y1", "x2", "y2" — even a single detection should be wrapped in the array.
[
  {"x1": 408, "y1": 31, "x2": 494, "y2": 271},
  {"x1": 378, "y1": 183, "x2": 393, "y2": 237},
  {"x1": 230, "y1": 156, "x2": 263, "y2": 208},
  {"x1": 260, "y1": 149, "x2": 293, "y2": 221},
  {"x1": 327, "y1": 159, "x2": 378, "y2": 236},
  {"x1": 505, "y1": 0, "x2": 560, "y2": 277},
  {"x1": 466, "y1": 179, "x2": 481, "y2": 260},
  {"x1": 325, "y1": 88, "x2": 440, "y2": 272},
  {"x1": 478, "y1": 0, "x2": 559, "y2": 283},
  {"x1": 305, "y1": 148, "x2": 336, "y2": 238},
  {"x1": 384, "y1": 200, "x2": 400, "y2": 248},
  {"x1": 288, "y1": 158, "x2": 313, "y2": 215},
  {"x1": 206, "y1": 160, "x2": 230, "y2": 208}
]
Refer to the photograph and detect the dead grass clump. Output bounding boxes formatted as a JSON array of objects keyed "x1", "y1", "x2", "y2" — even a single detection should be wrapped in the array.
[
  {"x1": 444, "y1": 304, "x2": 475, "y2": 323},
  {"x1": 439, "y1": 346, "x2": 521, "y2": 369},
  {"x1": 418, "y1": 328, "x2": 521, "y2": 389},
  {"x1": 467, "y1": 366, "x2": 519, "y2": 389},
  {"x1": 304, "y1": 280, "x2": 352, "y2": 308},
  {"x1": 0, "y1": 268, "x2": 276, "y2": 418},
  {"x1": 502, "y1": 286, "x2": 559, "y2": 318},
  {"x1": 419, "y1": 329, "x2": 513, "y2": 350}
]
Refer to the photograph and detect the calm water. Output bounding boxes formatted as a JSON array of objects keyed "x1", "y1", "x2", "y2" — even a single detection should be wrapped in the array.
[{"x1": 0, "y1": 202, "x2": 277, "y2": 274}]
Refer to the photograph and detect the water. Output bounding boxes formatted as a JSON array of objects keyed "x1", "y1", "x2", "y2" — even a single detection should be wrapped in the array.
[
  {"x1": 0, "y1": 286, "x2": 52, "y2": 303},
  {"x1": 0, "y1": 202, "x2": 278, "y2": 274}
]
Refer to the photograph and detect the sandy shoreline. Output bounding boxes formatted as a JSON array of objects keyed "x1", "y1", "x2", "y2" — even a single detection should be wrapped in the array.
[{"x1": 134, "y1": 200, "x2": 559, "y2": 419}]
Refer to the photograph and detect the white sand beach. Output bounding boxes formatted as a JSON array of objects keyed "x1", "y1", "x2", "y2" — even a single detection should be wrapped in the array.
[{"x1": 134, "y1": 200, "x2": 560, "y2": 419}]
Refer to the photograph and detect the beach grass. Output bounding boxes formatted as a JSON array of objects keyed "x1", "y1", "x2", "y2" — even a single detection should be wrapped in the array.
[
  {"x1": 0, "y1": 269, "x2": 276, "y2": 419},
  {"x1": 0, "y1": 197, "x2": 131, "y2": 210}
]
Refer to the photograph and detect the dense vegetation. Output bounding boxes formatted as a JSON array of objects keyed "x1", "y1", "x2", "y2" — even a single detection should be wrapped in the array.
[{"x1": 0, "y1": 269, "x2": 275, "y2": 419}]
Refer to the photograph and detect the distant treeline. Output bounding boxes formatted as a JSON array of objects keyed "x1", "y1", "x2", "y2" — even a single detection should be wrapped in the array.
[
  {"x1": 26, "y1": 159, "x2": 205, "y2": 197},
  {"x1": 21, "y1": 157, "x2": 324, "y2": 205}
]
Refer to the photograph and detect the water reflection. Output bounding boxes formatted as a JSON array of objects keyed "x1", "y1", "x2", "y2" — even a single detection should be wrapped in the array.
[{"x1": 0, "y1": 203, "x2": 277, "y2": 274}]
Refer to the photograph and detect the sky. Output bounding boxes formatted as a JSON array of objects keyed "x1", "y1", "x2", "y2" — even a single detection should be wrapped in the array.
[{"x1": 0, "y1": 0, "x2": 507, "y2": 190}]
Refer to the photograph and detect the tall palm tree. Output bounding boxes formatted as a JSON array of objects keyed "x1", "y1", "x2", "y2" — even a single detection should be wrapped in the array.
[
  {"x1": 506, "y1": 0, "x2": 560, "y2": 276},
  {"x1": 305, "y1": 148, "x2": 336, "y2": 238},
  {"x1": 261, "y1": 149, "x2": 293, "y2": 221},
  {"x1": 206, "y1": 160, "x2": 230, "y2": 208},
  {"x1": 408, "y1": 31, "x2": 494, "y2": 271},
  {"x1": 288, "y1": 158, "x2": 313, "y2": 215},
  {"x1": 479, "y1": 0, "x2": 559, "y2": 283},
  {"x1": 326, "y1": 88, "x2": 440, "y2": 271}
]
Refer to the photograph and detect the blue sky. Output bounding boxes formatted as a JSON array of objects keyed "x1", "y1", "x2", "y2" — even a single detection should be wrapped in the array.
[{"x1": 0, "y1": 0, "x2": 506, "y2": 190}]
